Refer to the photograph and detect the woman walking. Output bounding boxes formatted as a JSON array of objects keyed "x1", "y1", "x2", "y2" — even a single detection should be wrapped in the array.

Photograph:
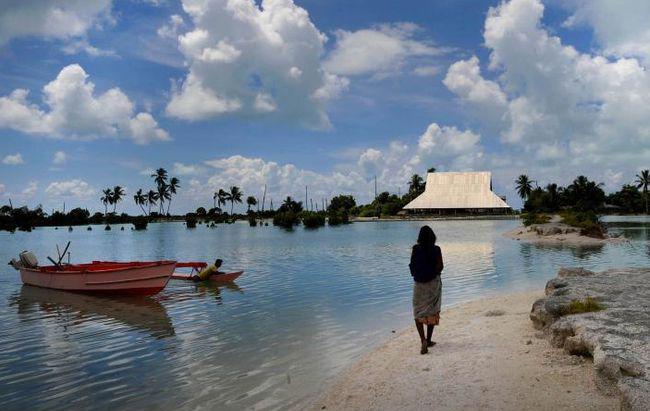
[{"x1": 409, "y1": 225, "x2": 444, "y2": 354}]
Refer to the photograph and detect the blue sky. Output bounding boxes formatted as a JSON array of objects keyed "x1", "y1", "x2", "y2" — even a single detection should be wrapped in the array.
[{"x1": 1, "y1": 0, "x2": 650, "y2": 214}]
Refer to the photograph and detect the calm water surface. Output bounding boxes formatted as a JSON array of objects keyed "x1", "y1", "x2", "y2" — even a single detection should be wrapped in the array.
[{"x1": 1, "y1": 217, "x2": 649, "y2": 411}]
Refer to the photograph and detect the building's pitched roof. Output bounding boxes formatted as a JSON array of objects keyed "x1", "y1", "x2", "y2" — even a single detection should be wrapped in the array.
[{"x1": 403, "y1": 171, "x2": 511, "y2": 209}]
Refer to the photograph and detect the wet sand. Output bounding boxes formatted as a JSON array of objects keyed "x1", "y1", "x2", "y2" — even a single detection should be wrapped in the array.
[{"x1": 311, "y1": 291, "x2": 617, "y2": 411}]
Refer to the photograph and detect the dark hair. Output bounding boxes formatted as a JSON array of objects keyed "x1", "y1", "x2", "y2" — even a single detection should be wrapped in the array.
[
  {"x1": 417, "y1": 225, "x2": 436, "y2": 248},
  {"x1": 215, "y1": 259, "x2": 223, "y2": 266}
]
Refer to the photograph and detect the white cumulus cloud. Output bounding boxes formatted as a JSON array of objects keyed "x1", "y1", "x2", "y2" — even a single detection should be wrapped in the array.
[
  {"x1": 53, "y1": 151, "x2": 66, "y2": 165},
  {"x1": 0, "y1": 64, "x2": 170, "y2": 144},
  {"x1": 443, "y1": 0, "x2": 650, "y2": 186},
  {"x1": 165, "y1": 0, "x2": 348, "y2": 128},
  {"x1": 443, "y1": 56, "x2": 507, "y2": 107},
  {"x1": 0, "y1": 0, "x2": 113, "y2": 45},
  {"x1": 190, "y1": 122, "x2": 487, "y2": 210},
  {"x1": 2, "y1": 153, "x2": 24, "y2": 165},
  {"x1": 324, "y1": 23, "x2": 446, "y2": 77},
  {"x1": 157, "y1": 14, "x2": 185, "y2": 39},
  {"x1": 561, "y1": 0, "x2": 650, "y2": 67},
  {"x1": 22, "y1": 182, "x2": 38, "y2": 198},
  {"x1": 61, "y1": 39, "x2": 115, "y2": 57},
  {"x1": 172, "y1": 162, "x2": 204, "y2": 176},
  {"x1": 45, "y1": 179, "x2": 96, "y2": 198}
]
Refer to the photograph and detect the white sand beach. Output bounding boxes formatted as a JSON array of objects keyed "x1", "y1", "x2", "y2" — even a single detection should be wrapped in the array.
[{"x1": 312, "y1": 291, "x2": 617, "y2": 411}]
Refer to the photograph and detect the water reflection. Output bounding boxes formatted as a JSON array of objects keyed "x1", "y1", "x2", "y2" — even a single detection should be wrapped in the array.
[
  {"x1": 519, "y1": 241, "x2": 605, "y2": 260},
  {"x1": 0, "y1": 217, "x2": 648, "y2": 411},
  {"x1": 10, "y1": 286, "x2": 175, "y2": 338},
  {"x1": 194, "y1": 282, "x2": 243, "y2": 303}
]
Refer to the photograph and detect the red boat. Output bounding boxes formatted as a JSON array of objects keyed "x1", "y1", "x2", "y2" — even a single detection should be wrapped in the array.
[
  {"x1": 18, "y1": 260, "x2": 176, "y2": 295},
  {"x1": 171, "y1": 262, "x2": 243, "y2": 283}
]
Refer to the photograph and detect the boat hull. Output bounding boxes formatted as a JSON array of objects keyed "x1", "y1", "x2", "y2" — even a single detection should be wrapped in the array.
[
  {"x1": 19, "y1": 261, "x2": 176, "y2": 295},
  {"x1": 171, "y1": 271, "x2": 243, "y2": 283}
]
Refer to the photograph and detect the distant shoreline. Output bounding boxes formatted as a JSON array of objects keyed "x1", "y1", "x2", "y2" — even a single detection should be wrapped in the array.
[{"x1": 351, "y1": 215, "x2": 519, "y2": 222}]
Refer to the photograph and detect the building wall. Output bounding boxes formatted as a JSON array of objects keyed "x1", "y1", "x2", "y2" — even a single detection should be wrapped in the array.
[{"x1": 403, "y1": 172, "x2": 511, "y2": 210}]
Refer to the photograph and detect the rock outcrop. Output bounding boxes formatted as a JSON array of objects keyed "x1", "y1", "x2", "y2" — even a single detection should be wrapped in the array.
[
  {"x1": 530, "y1": 267, "x2": 650, "y2": 411},
  {"x1": 531, "y1": 223, "x2": 581, "y2": 236},
  {"x1": 503, "y1": 222, "x2": 624, "y2": 245}
]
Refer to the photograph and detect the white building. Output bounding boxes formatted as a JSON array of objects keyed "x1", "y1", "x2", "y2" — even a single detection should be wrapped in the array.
[{"x1": 403, "y1": 171, "x2": 511, "y2": 214}]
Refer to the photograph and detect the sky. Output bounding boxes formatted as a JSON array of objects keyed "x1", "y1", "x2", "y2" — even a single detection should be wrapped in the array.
[{"x1": 1, "y1": 0, "x2": 650, "y2": 214}]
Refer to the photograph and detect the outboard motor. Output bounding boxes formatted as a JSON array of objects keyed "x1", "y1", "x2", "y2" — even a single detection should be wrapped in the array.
[
  {"x1": 9, "y1": 251, "x2": 38, "y2": 270},
  {"x1": 8, "y1": 258, "x2": 23, "y2": 270},
  {"x1": 20, "y1": 251, "x2": 38, "y2": 268}
]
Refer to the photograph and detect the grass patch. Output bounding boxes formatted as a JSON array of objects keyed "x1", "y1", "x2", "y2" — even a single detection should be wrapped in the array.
[
  {"x1": 560, "y1": 211, "x2": 604, "y2": 238},
  {"x1": 521, "y1": 213, "x2": 551, "y2": 226},
  {"x1": 564, "y1": 297, "x2": 603, "y2": 315}
]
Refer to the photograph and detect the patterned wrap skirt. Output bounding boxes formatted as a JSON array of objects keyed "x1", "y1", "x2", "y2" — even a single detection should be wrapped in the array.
[{"x1": 412, "y1": 276, "x2": 442, "y2": 325}]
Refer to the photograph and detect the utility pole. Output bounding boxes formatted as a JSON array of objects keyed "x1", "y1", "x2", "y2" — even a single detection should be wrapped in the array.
[
  {"x1": 305, "y1": 185, "x2": 308, "y2": 209},
  {"x1": 310, "y1": 198, "x2": 313, "y2": 211},
  {"x1": 261, "y1": 184, "x2": 267, "y2": 211},
  {"x1": 270, "y1": 198, "x2": 274, "y2": 211},
  {"x1": 374, "y1": 176, "x2": 377, "y2": 200}
]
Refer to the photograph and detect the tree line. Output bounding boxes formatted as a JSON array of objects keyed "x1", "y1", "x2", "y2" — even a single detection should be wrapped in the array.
[{"x1": 514, "y1": 170, "x2": 650, "y2": 214}]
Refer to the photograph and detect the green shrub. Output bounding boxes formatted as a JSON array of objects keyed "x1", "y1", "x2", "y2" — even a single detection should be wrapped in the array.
[
  {"x1": 564, "y1": 297, "x2": 603, "y2": 315},
  {"x1": 380, "y1": 201, "x2": 402, "y2": 216},
  {"x1": 273, "y1": 211, "x2": 300, "y2": 229},
  {"x1": 521, "y1": 213, "x2": 551, "y2": 226},
  {"x1": 561, "y1": 211, "x2": 604, "y2": 238},
  {"x1": 132, "y1": 216, "x2": 148, "y2": 230},
  {"x1": 328, "y1": 210, "x2": 349, "y2": 225},
  {"x1": 185, "y1": 213, "x2": 197, "y2": 228},
  {"x1": 358, "y1": 207, "x2": 379, "y2": 218},
  {"x1": 302, "y1": 212, "x2": 325, "y2": 228},
  {"x1": 248, "y1": 214, "x2": 257, "y2": 227}
]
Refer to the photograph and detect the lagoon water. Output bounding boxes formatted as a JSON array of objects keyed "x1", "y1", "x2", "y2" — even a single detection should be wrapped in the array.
[{"x1": 1, "y1": 217, "x2": 649, "y2": 411}]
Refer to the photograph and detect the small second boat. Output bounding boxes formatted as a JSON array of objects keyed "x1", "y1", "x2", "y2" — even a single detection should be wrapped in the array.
[{"x1": 172, "y1": 262, "x2": 243, "y2": 283}]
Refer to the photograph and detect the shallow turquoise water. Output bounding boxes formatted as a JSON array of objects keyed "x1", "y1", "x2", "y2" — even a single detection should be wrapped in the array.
[{"x1": 0, "y1": 217, "x2": 648, "y2": 411}]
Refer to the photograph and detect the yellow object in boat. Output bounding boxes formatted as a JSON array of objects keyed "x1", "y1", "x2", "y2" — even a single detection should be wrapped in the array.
[{"x1": 197, "y1": 264, "x2": 218, "y2": 280}]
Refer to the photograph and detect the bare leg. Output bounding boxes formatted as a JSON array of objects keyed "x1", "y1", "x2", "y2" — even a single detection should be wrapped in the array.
[
  {"x1": 415, "y1": 320, "x2": 427, "y2": 354},
  {"x1": 426, "y1": 325, "x2": 436, "y2": 347}
]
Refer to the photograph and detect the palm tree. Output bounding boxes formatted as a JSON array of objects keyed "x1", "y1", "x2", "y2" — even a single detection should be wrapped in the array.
[
  {"x1": 515, "y1": 175, "x2": 533, "y2": 200},
  {"x1": 146, "y1": 190, "x2": 159, "y2": 215},
  {"x1": 159, "y1": 184, "x2": 170, "y2": 214},
  {"x1": 151, "y1": 168, "x2": 168, "y2": 188},
  {"x1": 228, "y1": 186, "x2": 243, "y2": 215},
  {"x1": 217, "y1": 189, "x2": 229, "y2": 210},
  {"x1": 166, "y1": 177, "x2": 180, "y2": 215},
  {"x1": 133, "y1": 189, "x2": 147, "y2": 215},
  {"x1": 280, "y1": 196, "x2": 303, "y2": 213},
  {"x1": 246, "y1": 196, "x2": 257, "y2": 212},
  {"x1": 151, "y1": 168, "x2": 169, "y2": 215},
  {"x1": 101, "y1": 188, "x2": 113, "y2": 216},
  {"x1": 111, "y1": 186, "x2": 125, "y2": 213},
  {"x1": 566, "y1": 176, "x2": 604, "y2": 211},
  {"x1": 635, "y1": 169, "x2": 650, "y2": 214},
  {"x1": 408, "y1": 174, "x2": 424, "y2": 193},
  {"x1": 546, "y1": 183, "x2": 559, "y2": 210}
]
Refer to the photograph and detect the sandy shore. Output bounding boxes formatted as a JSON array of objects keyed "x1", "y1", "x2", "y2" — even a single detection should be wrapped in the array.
[
  {"x1": 311, "y1": 291, "x2": 617, "y2": 411},
  {"x1": 502, "y1": 226, "x2": 614, "y2": 245}
]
